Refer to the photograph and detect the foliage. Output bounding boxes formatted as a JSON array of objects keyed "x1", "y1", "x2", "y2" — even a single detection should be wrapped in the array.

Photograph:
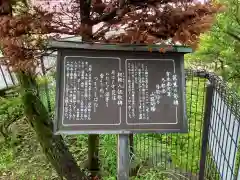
[
  {"x1": 186, "y1": 0, "x2": 240, "y2": 83},
  {"x1": 46, "y1": 0, "x2": 224, "y2": 46},
  {"x1": 0, "y1": 0, "x2": 224, "y2": 72},
  {"x1": 0, "y1": 92, "x2": 57, "y2": 179},
  {"x1": 0, "y1": 95, "x2": 23, "y2": 141},
  {"x1": 0, "y1": 0, "x2": 225, "y2": 179},
  {"x1": 0, "y1": 75, "x2": 206, "y2": 179},
  {"x1": 0, "y1": 118, "x2": 59, "y2": 180}
]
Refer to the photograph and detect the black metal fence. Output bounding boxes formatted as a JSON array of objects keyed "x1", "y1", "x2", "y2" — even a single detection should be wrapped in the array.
[
  {"x1": 127, "y1": 70, "x2": 240, "y2": 180},
  {"x1": 1, "y1": 62, "x2": 240, "y2": 180}
]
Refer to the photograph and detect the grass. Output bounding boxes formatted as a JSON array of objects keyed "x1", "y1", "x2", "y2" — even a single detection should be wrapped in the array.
[
  {"x1": 0, "y1": 76, "x2": 216, "y2": 179},
  {"x1": 0, "y1": 119, "x2": 58, "y2": 180}
]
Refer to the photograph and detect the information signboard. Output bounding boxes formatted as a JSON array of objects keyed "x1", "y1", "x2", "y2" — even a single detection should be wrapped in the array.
[{"x1": 52, "y1": 42, "x2": 191, "y2": 134}]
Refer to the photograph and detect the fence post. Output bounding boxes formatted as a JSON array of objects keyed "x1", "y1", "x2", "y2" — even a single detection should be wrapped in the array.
[
  {"x1": 118, "y1": 134, "x2": 129, "y2": 180},
  {"x1": 199, "y1": 82, "x2": 214, "y2": 180}
]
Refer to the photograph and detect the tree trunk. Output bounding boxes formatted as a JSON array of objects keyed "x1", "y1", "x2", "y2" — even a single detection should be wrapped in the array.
[{"x1": 18, "y1": 72, "x2": 88, "y2": 180}]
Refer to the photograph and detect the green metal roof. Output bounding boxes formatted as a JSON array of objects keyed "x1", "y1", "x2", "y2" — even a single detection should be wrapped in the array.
[{"x1": 47, "y1": 40, "x2": 193, "y2": 53}]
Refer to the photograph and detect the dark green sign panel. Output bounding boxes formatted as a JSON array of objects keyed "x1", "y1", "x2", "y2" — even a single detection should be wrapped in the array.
[{"x1": 52, "y1": 42, "x2": 190, "y2": 134}]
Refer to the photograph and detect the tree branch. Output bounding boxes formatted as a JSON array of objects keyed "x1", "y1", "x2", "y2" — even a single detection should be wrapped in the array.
[
  {"x1": 91, "y1": 0, "x2": 129, "y2": 25},
  {"x1": 225, "y1": 30, "x2": 240, "y2": 42},
  {"x1": 91, "y1": 9, "x2": 118, "y2": 25},
  {"x1": 232, "y1": 0, "x2": 240, "y2": 26}
]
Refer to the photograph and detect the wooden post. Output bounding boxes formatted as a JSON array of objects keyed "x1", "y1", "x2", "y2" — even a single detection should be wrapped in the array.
[{"x1": 118, "y1": 134, "x2": 129, "y2": 180}]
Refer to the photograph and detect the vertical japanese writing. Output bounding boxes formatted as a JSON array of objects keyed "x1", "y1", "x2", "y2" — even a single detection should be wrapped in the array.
[
  {"x1": 161, "y1": 77, "x2": 166, "y2": 94},
  {"x1": 99, "y1": 73, "x2": 104, "y2": 98},
  {"x1": 131, "y1": 63, "x2": 136, "y2": 118},
  {"x1": 127, "y1": 62, "x2": 153, "y2": 120},
  {"x1": 155, "y1": 84, "x2": 161, "y2": 104},
  {"x1": 117, "y1": 71, "x2": 123, "y2": 106},
  {"x1": 64, "y1": 60, "x2": 95, "y2": 121},
  {"x1": 127, "y1": 62, "x2": 137, "y2": 118},
  {"x1": 87, "y1": 65, "x2": 92, "y2": 120},
  {"x1": 111, "y1": 70, "x2": 117, "y2": 101},
  {"x1": 145, "y1": 65, "x2": 149, "y2": 120},
  {"x1": 80, "y1": 62, "x2": 84, "y2": 120},
  {"x1": 65, "y1": 60, "x2": 74, "y2": 120},
  {"x1": 64, "y1": 60, "x2": 70, "y2": 120},
  {"x1": 70, "y1": 60, "x2": 74, "y2": 120},
  {"x1": 93, "y1": 76, "x2": 98, "y2": 113},
  {"x1": 166, "y1": 71, "x2": 172, "y2": 97},
  {"x1": 137, "y1": 63, "x2": 142, "y2": 119},
  {"x1": 130, "y1": 63, "x2": 150, "y2": 119},
  {"x1": 127, "y1": 62, "x2": 132, "y2": 118},
  {"x1": 105, "y1": 72, "x2": 110, "y2": 107},
  {"x1": 172, "y1": 73, "x2": 179, "y2": 106},
  {"x1": 150, "y1": 92, "x2": 156, "y2": 112},
  {"x1": 141, "y1": 63, "x2": 147, "y2": 119},
  {"x1": 72, "y1": 62, "x2": 77, "y2": 120},
  {"x1": 63, "y1": 58, "x2": 180, "y2": 125},
  {"x1": 84, "y1": 62, "x2": 88, "y2": 120},
  {"x1": 76, "y1": 61, "x2": 81, "y2": 120},
  {"x1": 141, "y1": 64, "x2": 145, "y2": 119}
]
